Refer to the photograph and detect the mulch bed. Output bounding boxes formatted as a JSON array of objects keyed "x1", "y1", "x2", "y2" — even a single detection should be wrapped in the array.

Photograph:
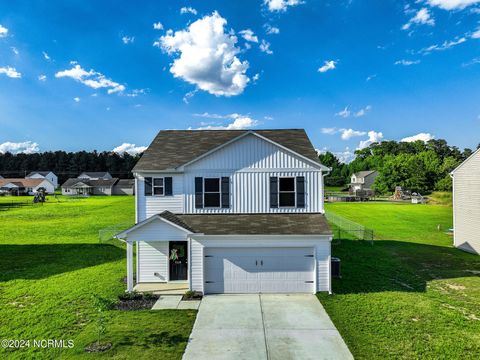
[
  {"x1": 181, "y1": 292, "x2": 203, "y2": 301},
  {"x1": 114, "y1": 293, "x2": 160, "y2": 311}
]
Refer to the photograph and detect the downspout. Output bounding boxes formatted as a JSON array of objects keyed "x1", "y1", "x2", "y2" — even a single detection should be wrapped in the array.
[{"x1": 321, "y1": 167, "x2": 332, "y2": 214}]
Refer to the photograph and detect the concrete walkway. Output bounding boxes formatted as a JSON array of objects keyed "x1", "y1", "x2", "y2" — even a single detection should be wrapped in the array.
[
  {"x1": 151, "y1": 295, "x2": 201, "y2": 310},
  {"x1": 183, "y1": 294, "x2": 353, "y2": 360}
]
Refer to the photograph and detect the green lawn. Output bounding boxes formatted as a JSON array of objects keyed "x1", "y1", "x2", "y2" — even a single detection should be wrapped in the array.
[
  {"x1": 320, "y1": 202, "x2": 480, "y2": 359},
  {"x1": 0, "y1": 196, "x2": 196, "y2": 359}
]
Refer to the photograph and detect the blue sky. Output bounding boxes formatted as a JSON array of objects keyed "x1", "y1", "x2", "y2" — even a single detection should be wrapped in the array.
[{"x1": 1, "y1": 0, "x2": 479, "y2": 161}]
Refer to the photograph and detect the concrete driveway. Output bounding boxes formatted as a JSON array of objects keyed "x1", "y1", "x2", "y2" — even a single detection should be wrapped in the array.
[{"x1": 183, "y1": 294, "x2": 353, "y2": 360}]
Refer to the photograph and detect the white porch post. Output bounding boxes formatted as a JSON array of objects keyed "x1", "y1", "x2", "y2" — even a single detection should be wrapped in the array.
[{"x1": 126, "y1": 240, "x2": 134, "y2": 292}]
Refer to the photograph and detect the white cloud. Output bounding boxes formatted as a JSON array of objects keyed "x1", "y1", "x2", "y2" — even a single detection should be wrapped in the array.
[
  {"x1": 335, "y1": 107, "x2": 351, "y2": 118},
  {"x1": 153, "y1": 22, "x2": 164, "y2": 30},
  {"x1": 112, "y1": 143, "x2": 147, "y2": 155},
  {"x1": 191, "y1": 113, "x2": 259, "y2": 130},
  {"x1": 340, "y1": 128, "x2": 367, "y2": 140},
  {"x1": 334, "y1": 148, "x2": 356, "y2": 164},
  {"x1": 0, "y1": 141, "x2": 39, "y2": 154},
  {"x1": 395, "y1": 59, "x2": 421, "y2": 65},
  {"x1": 73, "y1": 97, "x2": 80, "y2": 102},
  {"x1": 0, "y1": 66, "x2": 21, "y2": 78},
  {"x1": 180, "y1": 6, "x2": 197, "y2": 15},
  {"x1": 358, "y1": 131, "x2": 384, "y2": 149},
  {"x1": 318, "y1": 60, "x2": 337, "y2": 73},
  {"x1": 122, "y1": 36, "x2": 135, "y2": 44},
  {"x1": 38, "y1": 74, "x2": 47, "y2": 81},
  {"x1": 42, "y1": 51, "x2": 50, "y2": 60},
  {"x1": 420, "y1": 37, "x2": 467, "y2": 53},
  {"x1": 354, "y1": 105, "x2": 372, "y2": 117},
  {"x1": 427, "y1": 0, "x2": 480, "y2": 10},
  {"x1": 402, "y1": 8, "x2": 435, "y2": 30},
  {"x1": 239, "y1": 29, "x2": 259, "y2": 43},
  {"x1": 0, "y1": 25, "x2": 8, "y2": 38},
  {"x1": 253, "y1": 73, "x2": 260, "y2": 81},
  {"x1": 401, "y1": 133, "x2": 434, "y2": 142},
  {"x1": 11, "y1": 47, "x2": 19, "y2": 55},
  {"x1": 264, "y1": 0, "x2": 303, "y2": 12},
  {"x1": 471, "y1": 28, "x2": 480, "y2": 38},
  {"x1": 158, "y1": 12, "x2": 250, "y2": 97},
  {"x1": 259, "y1": 39, "x2": 273, "y2": 54},
  {"x1": 366, "y1": 74, "x2": 377, "y2": 81},
  {"x1": 55, "y1": 64, "x2": 126, "y2": 94},
  {"x1": 265, "y1": 25, "x2": 280, "y2": 34}
]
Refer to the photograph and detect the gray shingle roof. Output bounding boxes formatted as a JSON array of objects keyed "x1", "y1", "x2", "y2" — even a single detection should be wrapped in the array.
[
  {"x1": 61, "y1": 178, "x2": 118, "y2": 188},
  {"x1": 353, "y1": 170, "x2": 377, "y2": 179},
  {"x1": 27, "y1": 171, "x2": 52, "y2": 177},
  {"x1": 158, "y1": 211, "x2": 332, "y2": 235},
  {"x1": 78, "y1": 172, "x2": 111, "y2": 178},
  {"x1": 133, "y1": 129, "x2": 320, "y2": 171}
]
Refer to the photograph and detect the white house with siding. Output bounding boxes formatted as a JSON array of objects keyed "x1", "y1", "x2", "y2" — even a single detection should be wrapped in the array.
[
  {"x1": 26, "y1": 171, "x2": 58, "y2": 188},
  {"x1": 116, "y1": 129, "x2": 333, "y2": 294},
  {"x1": 451, "y1": 148, "x2": 480, "y2": 255}
]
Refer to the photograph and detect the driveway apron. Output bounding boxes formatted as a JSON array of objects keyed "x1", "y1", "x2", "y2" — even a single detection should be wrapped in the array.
[{"x1": 183, "y1": 294, "x2": 353, "y2": 360}]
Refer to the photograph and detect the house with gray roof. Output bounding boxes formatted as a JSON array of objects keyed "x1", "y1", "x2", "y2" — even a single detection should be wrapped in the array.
[
  {"x1": 350, "y1": 170, "x2": 378, "y2": 193},
  {"x1": 116, "y1": 129, "x2": 333, "y2": 295},
  {"x1": 77, "y1": 171, "x2": 112, "y2": 180}
]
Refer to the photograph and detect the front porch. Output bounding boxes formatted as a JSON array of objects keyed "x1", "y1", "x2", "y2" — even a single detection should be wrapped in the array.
[{"x1": 134, "y1": 282, "x2": 189, "y2": 295}]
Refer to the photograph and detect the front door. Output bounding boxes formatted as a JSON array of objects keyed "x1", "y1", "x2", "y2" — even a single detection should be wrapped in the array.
[{"x1": 169, "y1": 241, "x2": 188, "y2": 281}]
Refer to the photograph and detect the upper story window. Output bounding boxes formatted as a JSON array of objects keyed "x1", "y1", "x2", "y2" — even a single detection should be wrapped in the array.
[
  {"x1": 279, "y1": 177, "x2": 296, "y2": 207},
  {"x1": 204, "y1": 178, "x2": 220, "y2": 207},
  {"x1": 144, "y1": 177, "x2": 173, "y2": 196},
  {"x1": 153, "y1": 178, "x2": 164, "y2": 196},
  {"x1": 195, "y1": 176, "x2": 230, "y2": 209},
  {"x1": 270, "y1": 176, "x2": 305, "y2": 209}
]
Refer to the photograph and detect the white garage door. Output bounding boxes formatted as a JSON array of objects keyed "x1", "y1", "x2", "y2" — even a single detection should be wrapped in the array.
[{"x1": 203, "y1": 247, "x2": 315, "y2": 294}]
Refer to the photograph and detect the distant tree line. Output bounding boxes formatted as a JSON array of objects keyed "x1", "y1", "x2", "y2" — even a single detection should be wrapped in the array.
[
  {"x1": 0, "y1": 151, "x2": 142, "y2": 184},
  {"x1": 319, "y1": 140, "x2": 478, "y2": 194}
]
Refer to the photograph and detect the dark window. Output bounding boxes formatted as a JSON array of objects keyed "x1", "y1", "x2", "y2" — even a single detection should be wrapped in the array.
[
  {"x1": 204, "y1": 178, "x2": 220, "y2": 207},
  {"x1": 279, "y1": 177, "x2": 295, "y2": 207},
  {"x1": 153, "y1": 178, "x2": 164, "y2": 196}
]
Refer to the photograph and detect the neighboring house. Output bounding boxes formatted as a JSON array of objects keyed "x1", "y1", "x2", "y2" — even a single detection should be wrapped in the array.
[
  {"x1": 451, "y1": 148, "x2": 480, "y2": 255},
  {"x1": 116, "y1": 129, "x2": 333, "y2": 295},
  {"x1": 26, "y1": 171, "x2": 58, "y2": 188},
  {"x1": 62, "y1": 177, "x2": 134, "y2": 196},
  {"x1": 112, "y1": 179, "x2": 135, "y2": 195},
  {"x1": 77, "y1": 172, "x2": 112, "y2": 180},
  {"x1": 0, "y1": 178, "x2": 55, "y2": 195},
  {"x1": 350, "y1": 170, "x2": 378, "y2": 192}
]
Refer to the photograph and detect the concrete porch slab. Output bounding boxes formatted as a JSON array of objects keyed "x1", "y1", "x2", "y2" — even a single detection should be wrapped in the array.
[{"x1": 134, "y1": 282, "x2": 188, "y2": 295}]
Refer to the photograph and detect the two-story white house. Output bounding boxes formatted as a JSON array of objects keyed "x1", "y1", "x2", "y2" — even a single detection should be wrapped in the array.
[
  {"x1": 26, "y1": 171, "x2": 58, "y2": 188},
  {"x1": 116, "y1": 129, "x2": 333, "y2": 294}
]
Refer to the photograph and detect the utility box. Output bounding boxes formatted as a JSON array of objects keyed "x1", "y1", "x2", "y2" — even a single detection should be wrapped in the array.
[{"x1": 331, "y1": 257, "x2": 341, "y2": 278}]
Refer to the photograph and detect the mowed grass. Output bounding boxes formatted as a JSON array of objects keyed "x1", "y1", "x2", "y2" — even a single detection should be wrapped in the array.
[
  {"x1": 319, "y1": 202, "x2": 480, "y2": 359},
  {"x1": 0, "y1": 196, "x2": 196, "y2": 359}
]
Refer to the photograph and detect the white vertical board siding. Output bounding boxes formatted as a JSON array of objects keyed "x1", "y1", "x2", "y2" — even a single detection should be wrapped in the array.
[
  {"x1": 137, "y1": 241, "x2": 169, "y2": 282},
  {"x1": 136, "y1": 173, "x2": 184, "y2": 221},
  {"x1": 315, "y1": 242, "x2": 331, "y2": 291},
  {"x1": 190, "y1": 239, "x2": 204, "y2": 293},
  {"x1": 184, "y1": 171, "x2": 323, "y2": 213},
  {"x1": 453, "y1": 151, "x2": 480, "y2": 254},
  {"x1": 186, "y1": 133, "x2": 317, "y2": 171}
]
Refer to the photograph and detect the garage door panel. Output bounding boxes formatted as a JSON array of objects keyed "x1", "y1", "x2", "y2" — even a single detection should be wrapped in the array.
[{"x1": 204, "y1": 247, "x2": 314, "y2": 294}]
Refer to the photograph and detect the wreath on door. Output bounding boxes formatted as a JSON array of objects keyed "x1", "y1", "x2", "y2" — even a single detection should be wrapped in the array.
[{"x1": 169, "y1": 249, "x2": 179, "y2": 261}]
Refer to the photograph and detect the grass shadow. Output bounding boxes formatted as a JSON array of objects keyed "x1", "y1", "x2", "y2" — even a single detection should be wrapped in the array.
[
  {"x1": 0, "y1": 244, "x2": 124, "y2": 282},
  {"x1": 331, "y1": 239, "x2": 480, "y2": 294}
]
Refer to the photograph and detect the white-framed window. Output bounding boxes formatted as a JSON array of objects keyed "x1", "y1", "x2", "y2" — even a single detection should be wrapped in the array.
[
  {"x1": 279, "y1": 177, "x2": 296, "y2": 207},
  {"x1": 153, "y1": 177, "x2": 164, "y2": 196},
  {"x1": 204, "y1": 178, "x2": 221, "y2": 207}
]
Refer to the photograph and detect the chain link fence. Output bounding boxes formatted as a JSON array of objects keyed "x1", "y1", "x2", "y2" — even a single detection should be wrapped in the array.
[{"x1": 325, "y1": 211, "x2": 374, "y2": 245}]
